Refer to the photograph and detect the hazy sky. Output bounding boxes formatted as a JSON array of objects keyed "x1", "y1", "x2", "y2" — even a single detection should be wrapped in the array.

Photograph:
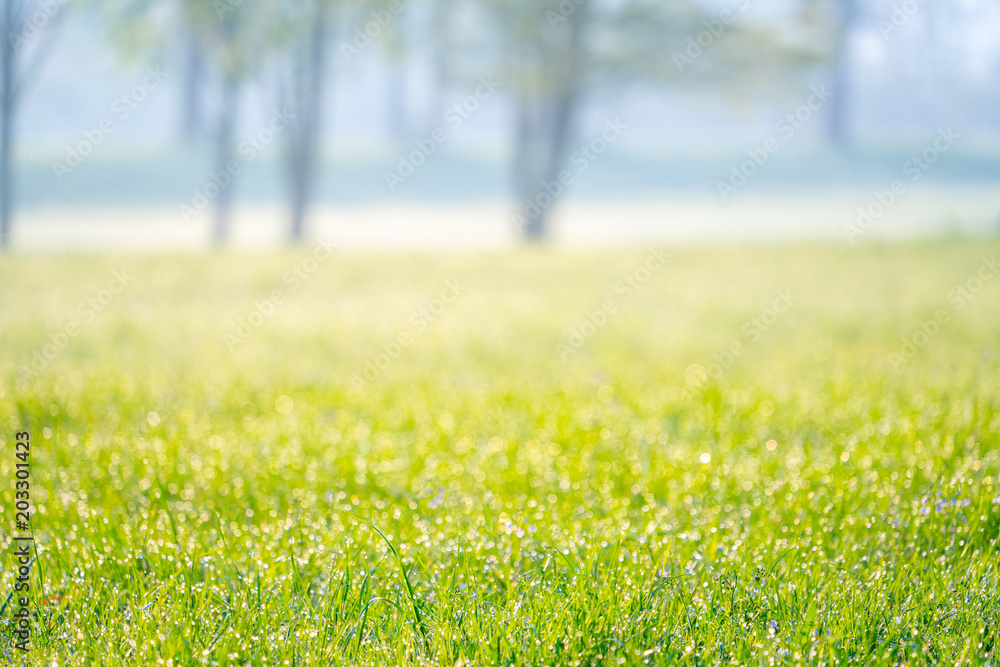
[{"x1": 16, "y1": 0, "x2": 1000, "y2": 156}]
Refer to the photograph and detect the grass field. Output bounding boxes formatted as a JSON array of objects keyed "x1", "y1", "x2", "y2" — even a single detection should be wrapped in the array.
[{"x1": 2, "y1": 240, "x2": 1000, "y2": 665}]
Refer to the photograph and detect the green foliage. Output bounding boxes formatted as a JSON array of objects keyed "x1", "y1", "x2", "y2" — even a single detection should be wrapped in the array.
[
  {"x1": 100, "y1": 0, "x2": 274, "y2": 82},
  {"x1": 1, "y1": 241, "x2": 998, "y2": 664}
]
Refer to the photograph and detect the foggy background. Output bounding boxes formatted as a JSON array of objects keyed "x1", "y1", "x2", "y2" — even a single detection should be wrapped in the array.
[{"x1": 2, "y1": 0, "x2": 999, "y2": 250}]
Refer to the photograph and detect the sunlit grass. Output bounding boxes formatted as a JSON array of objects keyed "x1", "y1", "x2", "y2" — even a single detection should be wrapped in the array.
[{"x1": 1, "y1": 240, "x2": 999, "y2": 665}]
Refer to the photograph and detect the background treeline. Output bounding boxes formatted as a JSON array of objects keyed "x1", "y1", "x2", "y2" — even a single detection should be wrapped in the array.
[{"x1": 1, "y1": 0, "x2": 996, "y2": 246}]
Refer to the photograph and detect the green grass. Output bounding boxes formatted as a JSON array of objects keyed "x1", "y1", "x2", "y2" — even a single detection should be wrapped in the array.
[{"x1": 1, "y1": 240, "x2": 999, "y2": 665}]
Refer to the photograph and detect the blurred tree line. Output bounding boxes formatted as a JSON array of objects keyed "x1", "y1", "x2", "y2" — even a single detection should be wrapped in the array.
[{"x1": 0, "y1": 0, "x2": 885, "y2": 248}]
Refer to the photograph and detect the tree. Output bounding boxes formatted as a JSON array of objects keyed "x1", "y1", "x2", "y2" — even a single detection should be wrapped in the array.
[
  {"x1": 473, "y1": 0, "x2": 717, "y2": 240},
  {"x1": 781, "y1": 0, "x2": 861, "y2": 147},
  {"x1": 104, "y1": 0, "x2": 268, "y2": 245},
  {"x1": 474, "y1": 0, "x2": 589, "y2": 240},
  {"x1": 828, "y1": 0, "x2": 857, "y2": 147},
  {"x1": 273, "y1": 0, "x2": 334, "y2": 242},
  {"x1": 203, "y1": 2, "x2": 249, "y2": 246},
  {"x1": 0, "y1": 0, "x2": 69, "y2": 249}
]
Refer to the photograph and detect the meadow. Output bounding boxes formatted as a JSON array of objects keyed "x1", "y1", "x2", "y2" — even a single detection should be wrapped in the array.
[{"x1": 1, "y1": 239, "x2": 999, "y2": 665}]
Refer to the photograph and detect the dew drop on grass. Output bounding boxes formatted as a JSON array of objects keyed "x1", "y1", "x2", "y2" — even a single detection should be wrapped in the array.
[{"x1": 275, "y1": 395, "x2": 294, "y2": 414}]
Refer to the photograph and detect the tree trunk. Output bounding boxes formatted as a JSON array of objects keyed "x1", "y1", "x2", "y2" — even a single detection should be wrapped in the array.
[
  {"x1": 0, "y1": 99, "x2": 12, "y2": 251},
  {"x1": 288, "y1": 58, "x2": 309, "y2": 242},
  {"x1": 519, "y1": 195, "x2": 550, "y2": 240},
  {"x1": 0, "y1": 0, "x2": 64, "y2": 249},
  {"x1": 288, "y1": 4, "x2": 328, "y2": 243},
  {"x1": 515, "y1": 0, "x2": 587, "y2": 242},
  {"x1": 0, "y1": 0, "x2": 16, "y2": 249},
  {"x1": 212, "y1": 73, "x2": 239, "y2": 247},
  {"x1": 828, "y1": 0, "x2": 855, "y2": 148},
  {"x1": 512, "y1": 91, "x2": 540, "y2": 237},
  {"x1": 519, "y1": 89, "x2": 579, "y2": 241}
]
